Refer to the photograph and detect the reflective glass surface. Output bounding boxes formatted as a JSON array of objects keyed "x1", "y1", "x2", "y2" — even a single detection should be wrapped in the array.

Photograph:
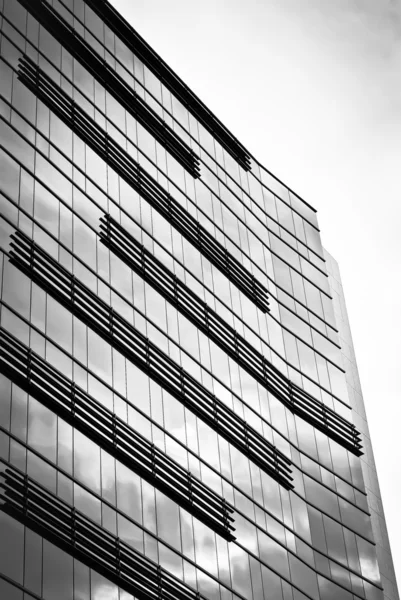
[{"x1": 0, "y1": 1, "x2": 391, "y2": 599}]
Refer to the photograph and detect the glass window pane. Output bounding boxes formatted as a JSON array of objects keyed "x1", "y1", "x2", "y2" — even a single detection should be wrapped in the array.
[
  {"x1": 0, "y1": 579, "x2": 23, "y2": 600},
  {"x1": 0, "y1": 512, "x2": 24, "y2": 584},
  {"x1": 43, "y1": 540, "x2": 73, "y2": 600}
]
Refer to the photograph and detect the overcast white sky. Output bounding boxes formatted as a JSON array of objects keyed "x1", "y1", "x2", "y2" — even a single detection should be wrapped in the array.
[{"x1": 111, "y1": 0, "x2": 401, "y2": 586}]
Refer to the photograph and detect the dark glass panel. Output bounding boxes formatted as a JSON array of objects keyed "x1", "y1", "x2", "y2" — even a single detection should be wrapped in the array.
[
  {"x1": 0, "y1": 373, "x2": 11, "y2": 431},
  {"x1": 0, "y1": 57, "x2": 13, "y2": 102},
  {"x1": 3, "y1": 0, "x2": 26, "y2": 34},
  {"x1": 0, "y1": 120, "x2": 34, "y2": 171},
  {"x1": 0, "y1": 579, "x2": 23, "y2": 600},
  {"x1": 317, "y1": 574, "x2": 353, "y2": 600},
  {"x1": 0, "y1": 430, "x2": 10, "y2": 460},
  {"x1": 308, "y1": 506, "x2": 328, "y2": 554},
  {"x1": 2, "y1": 261, "x2": 30, "y2": 321},
  {"x1": 27, "y1": 396, "x2": 57, "y2": 463},
  {"x1": 288, "y1": 554, "x2": 319, "y2": 599},
  {"x1": 24, "y1": 528, "x2": 42, "y2": 596},
  {"x1": 43, "y1": 540, "x2": 73, "y2": 600},
  {"x1": 261, "y1": 566, "x2": 283, "y2": 600},
  {"x1": 0, "y1": 512, "x2": 24, "y2": 584},
  {"x1": 323, "y1": 515, "x2": 347, "y2": 564}
]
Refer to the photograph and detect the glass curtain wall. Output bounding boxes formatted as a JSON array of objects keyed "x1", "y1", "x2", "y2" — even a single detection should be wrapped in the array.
[{"x1": 0, "y1": 1, "x2": 390, "y2": 600}]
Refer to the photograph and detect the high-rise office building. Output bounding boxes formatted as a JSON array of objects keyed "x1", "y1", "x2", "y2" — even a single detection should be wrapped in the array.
[{"x1": 0, "y1": 1, "x2": 398, "y2": 600}]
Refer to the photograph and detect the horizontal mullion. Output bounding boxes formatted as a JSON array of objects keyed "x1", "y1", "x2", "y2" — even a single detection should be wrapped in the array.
[
  {"x1": 10, "y1": 370, "x2": 234, "y2": 541},
  {"x1": 17, "y1": 56, "x2": 270, "y2": 318},
  {"x1": 19, "y1": 4, "x2": 200, "y2": 178},
  {"x1": 18, "y1": 63, "x2": 75, "y2": 118},
  {"x1": 18, "y1": 77, "x2": 111, "y2": 158},
  {"x1": 79, "y1": 0, "x2": 250, "y2": 172},
  {"x1": 9, "y1": 232, "x2": 293, "y2": 487},
  {"x1": 101, "y1": 226, "x2": 210, "y2": 335},
  {"x1": 99, "y1": 223, "x2": 282, "y2": 428},
  {"x1": 0, "y1": 328, "x2": 237, "y2": 540},
  {"x1": 19, "y1": 216, "x2": 355, "y2": 454},
  {"x1": 30, "y1": 378, "x2": 125, "y2": 451},
  {"x1": 1, "y1": 461, "x2": 204, "y2": 600}
]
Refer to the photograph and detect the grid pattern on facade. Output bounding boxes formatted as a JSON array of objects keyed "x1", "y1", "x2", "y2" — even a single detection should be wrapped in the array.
[
  {"x1": 0, "y1": 460, "x2": 206, "y2": 600},
  {"x1": 17, "y1": 54, "x2": 270, "y2": 314},
  {"x1": 9, "y1": 230, "x2": 293, "y2": 490},
  {"x1": 0, "y1": 0, "x2": 394, "y2": 599},
  {"x1": 0, "y1": 326, "x2": 237, "y2": 542}
]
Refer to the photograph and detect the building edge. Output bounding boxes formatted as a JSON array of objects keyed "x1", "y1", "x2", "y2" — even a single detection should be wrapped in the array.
[{"x1": 324, "y1": 249, "x2": 400, "y2": 600}]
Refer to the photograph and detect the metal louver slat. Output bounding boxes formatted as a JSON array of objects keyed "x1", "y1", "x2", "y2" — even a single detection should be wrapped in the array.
[
  {"x1": 76, "y1": 0, "x2": 252, "y2": 171},
  {"x1": 0, "y1": 460, "x2": 204, "y2": 600},
  {"x1": 17, "y1": 55, "x2": 270, "y2": 315},
  {"x1": 8, "y1": 230, "x2": 293, "y2": 489},
  {"x1": 99, "y1": 214, "x2": 363, "y2": 457},
  {"x1": 0, "y1": 327, "x2": 236, "y2": 541},
  {"x1": 16, "y1": 0, "x2": 201, "y2": 179}
]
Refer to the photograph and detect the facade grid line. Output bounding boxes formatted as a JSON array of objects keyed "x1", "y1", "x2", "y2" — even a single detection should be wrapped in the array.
[{"x1": 0, "y1": 1, "x2": 398, "y2": 600}]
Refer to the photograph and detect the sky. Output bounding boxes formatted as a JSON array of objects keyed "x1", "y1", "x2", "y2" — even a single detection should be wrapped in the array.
[{"x1": 111, "y1": 0, "x2": 401, "y2": 588}]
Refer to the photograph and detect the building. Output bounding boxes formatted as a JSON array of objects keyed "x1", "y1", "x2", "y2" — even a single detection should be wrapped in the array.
[{"x1": 0, "y1": 1, "x2": 398, "y2": 599}]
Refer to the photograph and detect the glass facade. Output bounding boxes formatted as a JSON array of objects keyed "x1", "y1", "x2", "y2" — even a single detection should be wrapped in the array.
[{"x1": 0, "y1": 1, "x2": 397, "y2": 600}]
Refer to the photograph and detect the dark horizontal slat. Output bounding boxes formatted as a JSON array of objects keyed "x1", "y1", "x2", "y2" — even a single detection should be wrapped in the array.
[
  {"x1": 81, "y1": 0, "x2": 252, "y2": 171},
  {"x1": 0, "y1": 460, "x2": 200, "y2": 600},
  {"x1": 100, "y1": 215, "x2": 363, "y2": 457},
  {"x1": 8, "y1": 230, "x2": 293, "y2": 489},
  {"x1": 16, "y1": 0, "x2": 200, "y2": 179},
  {"x1": 0, "y1": 326, "x2": 236, "y2": 540},
  {"x1": 17, "y1": 55, "x2": 270, "y2": 316}
]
